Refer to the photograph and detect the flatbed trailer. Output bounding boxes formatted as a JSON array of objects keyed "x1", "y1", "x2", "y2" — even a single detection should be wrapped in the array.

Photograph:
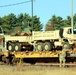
[
  {"x1": 8, "y1": 49, "x2": 76, "y2": 58},
  {"x1": 0, "y1": 49, "x2": 76, "y2": 65},
  {"x1": 0, "y1": 49, "x2": 75, "y2": 58},
  {"x1": 9, "y1": 51, "x2": 59, "y2": 58}
]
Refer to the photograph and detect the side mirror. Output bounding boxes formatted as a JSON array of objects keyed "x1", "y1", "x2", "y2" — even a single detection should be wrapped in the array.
[{"x1": 67, "y1": 29, "x2": 72, "y2": 34}]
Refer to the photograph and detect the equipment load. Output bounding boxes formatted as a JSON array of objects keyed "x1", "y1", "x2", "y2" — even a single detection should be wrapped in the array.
[
  {"x1": 11, "y1": 27, "x2": 32, "y2": 36},
  {"x1": 11, "y1": 27, "x2": 22, "y2": 36},
  {"x1": 21, "y1": 28, "x2": 32, "y2": 36},
  {"x1": 1, "y1": 26, "x2": 76, "y2": 52}
]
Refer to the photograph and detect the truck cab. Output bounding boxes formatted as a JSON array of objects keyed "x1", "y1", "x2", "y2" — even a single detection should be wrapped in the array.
[
  {"x1": 62, "y1": 27, "x2": 76, "y2": 44},
  {"x1": 58, "y1": 27, "x2": 76, "y2": 49}
]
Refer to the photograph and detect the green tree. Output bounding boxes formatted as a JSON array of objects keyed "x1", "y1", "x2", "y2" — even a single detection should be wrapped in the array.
[
  {"x1": 1, "y1": 13, "x2": 43, "y2": 34},
  {"x1": 22, "y1": 14, "x2": 43, "y2": 31},
  {"x1": 46, "y1": 14, "x2": 76, "y2": 31},
  {"x1": 46, "y1": 15, "x2": 63, "y2": 30},
  {"x1": 32, "y1": 16, "x2": 43, "y2": 31},
  {"x1": 73, "y1": 14, "x2": 76, "y2": 26},
  {"x1": 23, "y1": 13, "x2": 31, "y2": 28},
  {"x1": 17, "y1": 13, "x2": 24, "y2": 27},
  {"x1": 2, "y1": 13, "x2": 17, "y2": 34},
  {"x1": 0, "y1": 17, "x2": 3, "y2": 26}
]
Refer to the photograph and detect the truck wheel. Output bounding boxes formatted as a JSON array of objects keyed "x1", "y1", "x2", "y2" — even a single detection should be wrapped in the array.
[
  {"x1": 7, "y1": 43, "x2": 15, "y2": 52},
  {"x1": 44, "y1": 42, "x2": 52, "y2": 51},
  {"x1": 36, "y1": 42, "x2": 43, "y2": 51},
  {"x1": 63, "y1": 42, "x2": 72, "y2": 49},
  {"x1": 14, "y1": 43, "x2": 21, "y2": 52}
]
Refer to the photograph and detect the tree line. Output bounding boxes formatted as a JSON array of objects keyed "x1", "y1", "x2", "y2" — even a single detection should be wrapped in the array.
[
  {"x1": 0, "y1": 13, "x2": 76, "y2": 34},
  {"x1": 0, "y1": 13, "x2": 43, "y2": 34},
  {"x1": 46, "y1": 14, "x2": 76, "y2": 31}
]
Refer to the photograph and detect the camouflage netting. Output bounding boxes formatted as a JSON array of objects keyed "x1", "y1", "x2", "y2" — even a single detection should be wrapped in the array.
[
  {"x1": 22, "y1": 28, "x2": 32, "y2": 36},
  {"x1": 11, "y1": 27, "x2": 32, "y2": 36},
  {"x1": 11, "y1": 27, "x2": 22, "y2": 36}
]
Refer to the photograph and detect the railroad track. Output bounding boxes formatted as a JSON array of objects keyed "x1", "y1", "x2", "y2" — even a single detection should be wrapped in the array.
[
  {"x1": 1, "y1": 60, "x2": 76, "y2": 67},
  {"x1": 21, "y1": 62, "x2": 76, "y2": 66}
]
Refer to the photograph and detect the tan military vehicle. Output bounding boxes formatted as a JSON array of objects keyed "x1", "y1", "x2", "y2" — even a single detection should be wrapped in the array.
[{"x1": 33, "y1": 27, "x2": 76, "y2": 51}]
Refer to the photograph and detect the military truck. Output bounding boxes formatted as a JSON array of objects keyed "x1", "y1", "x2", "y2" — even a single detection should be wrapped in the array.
[
  {"x1": 33, "y1": 27, "x2": 76, "y2": 51},
  {"x1": 4, "y1": 26, "x2": 76, "y2": 52},
  {"x1": 5, "y1": 27, "x2": 33, "y2": 52}
]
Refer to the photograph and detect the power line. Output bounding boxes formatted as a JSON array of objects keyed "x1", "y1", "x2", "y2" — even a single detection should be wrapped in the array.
[{"x1": 0, "y1": 0, "x2": 31, "y2": 8}]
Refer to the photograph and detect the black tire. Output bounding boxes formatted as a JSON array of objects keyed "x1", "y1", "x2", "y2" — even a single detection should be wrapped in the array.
[
  {"x1": 63, "y1": 42, "x2": 72, "y2": 49},
  {"x1": 14, "y1": 43, "x2": 21, "y2": 52},
  {"x1": 7, "y1": 43, "x2": 15, "y2": 52},
  {"x1": 43, "y1": 42, "x2": 52, "y2": 51},
  {"x1": 36, "y1": 42, "x2": 43, "y2": 51}
]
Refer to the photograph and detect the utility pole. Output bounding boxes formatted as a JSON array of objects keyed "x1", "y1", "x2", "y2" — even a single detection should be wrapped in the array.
[
  {"x1": 31, "y1": 0, "x2": 34, "y2": 31},
  {"x1": 71, "y1": 0, "x2": 74, "y2": 34}
]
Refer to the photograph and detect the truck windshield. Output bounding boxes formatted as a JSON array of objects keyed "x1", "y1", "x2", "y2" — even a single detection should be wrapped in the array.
[{"x1": 73, "y1": 29, "x2": 76, "y2": 34}]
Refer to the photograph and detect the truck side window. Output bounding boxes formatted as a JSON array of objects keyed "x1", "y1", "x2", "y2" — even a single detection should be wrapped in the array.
[
  {"x1": 67, "y1": 29, "x2": 72, "y2": 34},
  {"x1": 73, "y1": 29, "x2": 76, "y2": 34}
]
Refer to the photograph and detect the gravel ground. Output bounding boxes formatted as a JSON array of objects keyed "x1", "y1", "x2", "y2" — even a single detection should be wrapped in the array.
[{"x1": 0, "y1": 64, "x2": 76, "y2": 75}]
